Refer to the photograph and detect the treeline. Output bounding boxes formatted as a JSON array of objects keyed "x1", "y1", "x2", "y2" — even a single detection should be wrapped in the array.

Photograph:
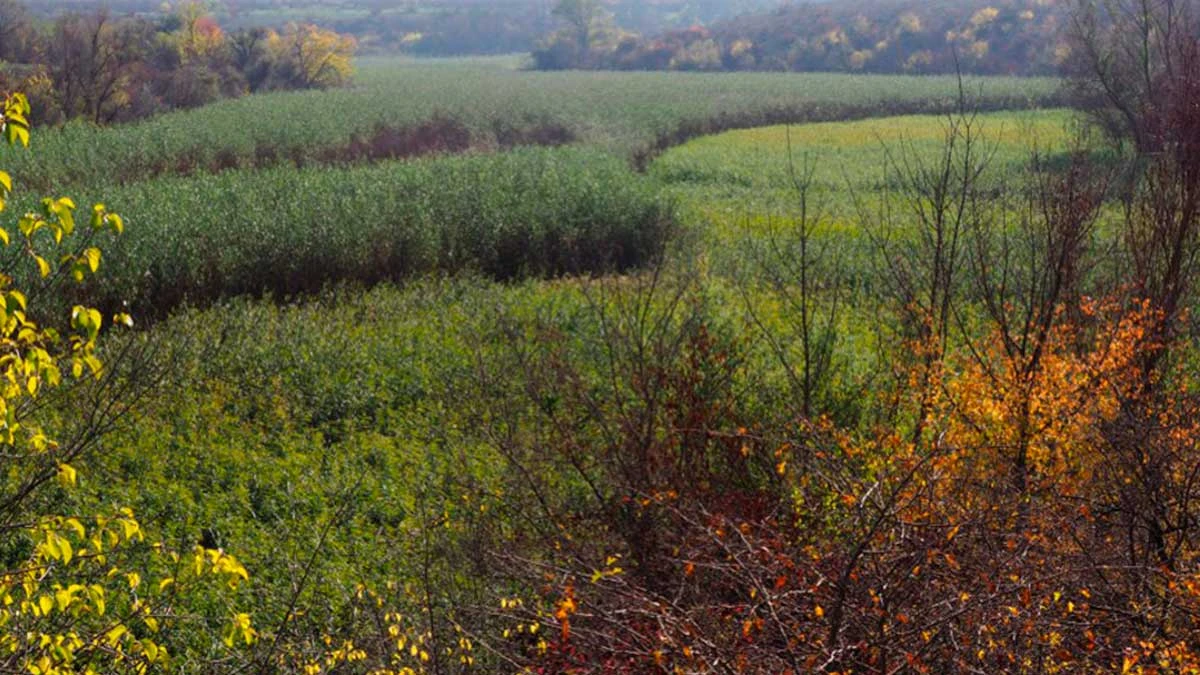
[
  {"x1": 0, "y1": 0, "x2": 355, "y2": 125},
  {"x1": 18, "y1": 0, "x2": 783, "y2": 56},
  {"x1": 360, "y1": 0, "x2": 783, "y2": 55},
  {"x1": 536, "y1": 0, "x2": 1070, "y2": 75}
]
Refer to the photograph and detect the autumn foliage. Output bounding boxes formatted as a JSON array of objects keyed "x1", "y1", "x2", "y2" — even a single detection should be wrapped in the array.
[
  {"x1": 0, "y1": 0, "x2": 355, "y2": 126},
  {"x1": 471, "y1": 33, "x2": 1200, "y2": 673}
]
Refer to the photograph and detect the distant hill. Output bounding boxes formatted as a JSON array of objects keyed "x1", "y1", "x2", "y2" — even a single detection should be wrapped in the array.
[
  {"x1": 537, "y1": 0, "x2": 1071, "y2": 75},
  {"x1": 20, "y1": 0, "x2": 786, "y2": 55}
]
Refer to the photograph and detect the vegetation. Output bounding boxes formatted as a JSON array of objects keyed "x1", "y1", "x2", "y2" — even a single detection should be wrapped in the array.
[
  {"x1": 536, "y1": 0, "x2": 1073, "y2": 74},
  {"x1": 0, "y1": 91, "x2": 256, "y2": 674},
  {"x1": 0, "y1": 0, "x2": 356, "y2": 125},
  {"x1": 16, "y1": 0, "x2": 782, "y2": 57},
  {"x1": 6, "y1": 0, "x2": 1200, "y2": 670},
  {"x1": 25, "y1": 147, "x2": 674, "y2": 318},
  {"x1": 1063, "y1": 0, "x2": 1200, "y2": 152},
  {"x1": 5, "y1": 57, "x2": 1060, "y2": 193}
]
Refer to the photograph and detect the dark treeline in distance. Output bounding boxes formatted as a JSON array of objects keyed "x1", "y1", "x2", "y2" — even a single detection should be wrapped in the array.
[
  {"x1": 9, "y1": 0, "x2": 785, "y2": 56},
  {"x1": 535, "y1": 0, "x2": 1072, "y2": 74}
]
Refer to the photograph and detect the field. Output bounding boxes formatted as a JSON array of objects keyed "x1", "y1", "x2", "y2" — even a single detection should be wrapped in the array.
[
  {"x1": 9, "y1": 58, "x2": 1060, "y2": 191},
  {"x1": 3, "y1": 58, "x2": 1066, "y2": 321},
  {"x1": 13, "y1": 52, "x2": 1183, "y2": 672},
  {"x1": 71, "y1": 102, "x2": 1079, "y2": 667},
  {"x1": 14, "y1": 147, "x2": 672, "y2": 319},
  {"x1": 653, "y1": 108, "x2": 1081, "y2": 235}
]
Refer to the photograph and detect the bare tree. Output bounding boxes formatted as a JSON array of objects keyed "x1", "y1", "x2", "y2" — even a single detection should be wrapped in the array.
[
  {"x1": 0, "y1": 0, "x2": 36, "y2": 64},
  {"x1": 1064, "y1": 0, "x2": 1200, "y2": 153},
  {"x1": 46, "y1": 10, "x2": 147, "y2": 124}
]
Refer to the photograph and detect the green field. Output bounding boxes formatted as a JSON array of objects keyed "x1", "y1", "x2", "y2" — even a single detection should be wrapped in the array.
[
  {"x1": 54, "y1": 106, "x2": 1078, "y2": 666},
  {"x1": 655, "y1": 108, "x2": 1080, "y2": 230},
  {"x1": 0, "y1": 59, "x2": 1067, "y2": 320},
  {"x1": 8, "y1": 58, "x2": 1061, "y2": 191},
  {"x1": 13, "y1": 147, "x2": 672, "y2": 318},
  {"x1": 7, "y1": 56, "x2": 1126, "y2": 671}
]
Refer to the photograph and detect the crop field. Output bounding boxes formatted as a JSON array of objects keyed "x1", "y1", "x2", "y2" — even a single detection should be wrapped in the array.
[
  {"x1": 8, "y1": 57, "x2": 1062, "y2": 191},
  {"x1": 1, "y1": 59, "x2": 1067, "y2": 320}
]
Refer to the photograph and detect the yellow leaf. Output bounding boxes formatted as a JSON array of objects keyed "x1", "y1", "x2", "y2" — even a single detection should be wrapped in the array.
[
  {"x1": 84, "y1": 247, "x2": 101, "y2": 273},
  {"x1": 55, "y1": 588, "x2": 73, "y2": 611},
  {"x1": 57, "y1": 463, "x2": 77, "y2": 488}
]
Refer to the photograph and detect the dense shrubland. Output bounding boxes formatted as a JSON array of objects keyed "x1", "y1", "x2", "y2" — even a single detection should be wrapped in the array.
[
  {"x1": 36, "y1": 109, "x2": 1200, "y2": 674},
  {"x1": 0, "y1": 91, "x2": 258, "y2": 674}
]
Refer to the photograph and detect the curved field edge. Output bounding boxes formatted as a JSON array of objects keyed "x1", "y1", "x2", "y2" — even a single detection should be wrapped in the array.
[{"x1": 4, "y1": 59, "x2": 1063, "y2": 191}]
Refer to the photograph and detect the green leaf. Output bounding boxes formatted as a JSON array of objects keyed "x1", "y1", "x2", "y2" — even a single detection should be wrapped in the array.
[{"x1": 18, "y1": 215, "x2": 38, "y2": 237}]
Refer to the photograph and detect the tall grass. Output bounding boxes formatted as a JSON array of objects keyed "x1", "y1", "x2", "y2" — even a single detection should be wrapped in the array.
[
  {"x1": 16, "y1": 147, "x2": 673, "y2": 318},
  {"x1": 6, "y1": 58, "x2": 1063, "y2": 190}
]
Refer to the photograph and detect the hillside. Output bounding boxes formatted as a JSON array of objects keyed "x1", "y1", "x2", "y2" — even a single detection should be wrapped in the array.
[
  {"x1": 18, "y1": 0, "x2": 787, "y2": 55},
  {"x1": 539, "y1": 0, "x2": 1072, "y2": 75}
]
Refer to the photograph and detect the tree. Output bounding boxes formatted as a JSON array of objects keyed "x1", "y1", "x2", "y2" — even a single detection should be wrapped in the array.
[
  {"x1": 533, "y1": 0, "x2": 620, "y2": 69},
  {"x1": 1065, "y1": 0, "x2": 1200, "y2": 152},
  {"x1": 230, "y1": 27, "x2": 272, "y2": 92},
  {"x1": 0, "y1": 92, "x2": 257, "y2": 672},
  {"x1": 0, "y1": 0, "x2": 36, "y2": 64},
  {"x1": 45, "y1": 10, "x2": 147, "y2": 124},
  {"x1": 170, "y1": 0, "x2": 227, "y2": 64},
  {"x1": 553, "y1": 0, "x2": 605, "y2": 54},
  {"x1": 265, "y1": 23, "x2": 356, "y2": 90}
]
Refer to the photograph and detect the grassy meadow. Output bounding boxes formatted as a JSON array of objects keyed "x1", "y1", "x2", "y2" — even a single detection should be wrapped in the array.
[
  {"x1": 9, "y1": 58, "x2": 1061, "y2": 191},
  {"x1": 10, "y1": 55, "x2": 1130, "y2": 670}
]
